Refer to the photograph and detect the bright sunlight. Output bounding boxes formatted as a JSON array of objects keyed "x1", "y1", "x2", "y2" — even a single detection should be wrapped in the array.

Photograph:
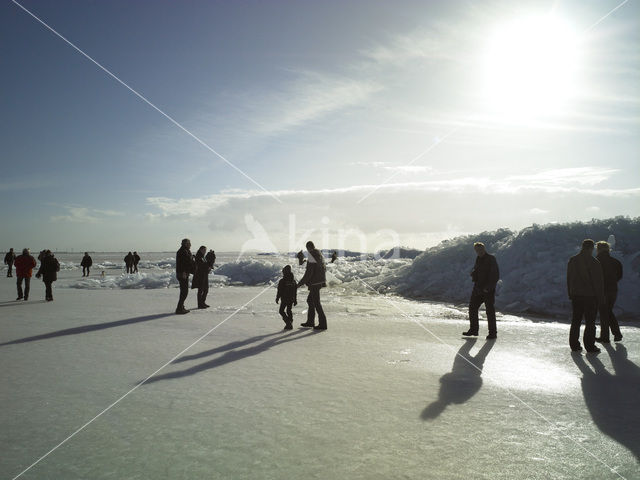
[{"x1": 483, "y1": 15, "x2": 580, "y2": 118}]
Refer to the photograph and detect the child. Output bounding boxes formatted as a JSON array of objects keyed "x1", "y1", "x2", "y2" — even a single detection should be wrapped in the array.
[{"x1": 276, "y1": 265, "x2": 297, "y2": 330}]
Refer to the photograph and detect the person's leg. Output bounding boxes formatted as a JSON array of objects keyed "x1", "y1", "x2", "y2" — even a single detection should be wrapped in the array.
[
  {"x1": 597, "y1": 300, "x2": 610, "y2": 342},
  {"x1": 484, "y1": 290, "x2": 497, "y2": 336},
  {"x1": 583, "y1": 297, "x2": 598, "y2": 350},
  {"x1": 569, "y1": 297, "x2": 585, "y2": 350},
  {"x1": 312, "y1": 287, "x2": 327, "y2": 328},
  {"x1": 8, "y1": 263, "x2": 12, "y2": 277},
  {"x1": 24, "y1": 277, "x2": 30, "y2": 300},
  {"x1": 16, "y1": 277, "x2": 23, "y2": 299},
  {"x1": 45, "y1": 281, "x2": 53, "y2": 300},
  {"x1": 177, "y1": 278, "x2": 189, "y2": 311},
  {"x1": 466, "y1": 290, "x2": 482, "y2": 334},
  {"x1": 606, "y1": 292, "x2": 622, "y2": 339},
  {"x1": 286, "y1": 303, "x2": 293, "y2": 323},
  {"x1": 302, "y1": 291, "x2": 315, "y2": 326},
  {"x1": 279, "y1": 302, "x2": 288, "y2": 322}
]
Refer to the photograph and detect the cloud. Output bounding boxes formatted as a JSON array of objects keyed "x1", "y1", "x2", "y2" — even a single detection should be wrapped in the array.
[
  {"x1": 50, "y1": 205, "x2": 124, "y2": 224},
  {"x1": 529, "y1": 208, "x2": 549, "y2": 215},
  {"x1": 506, "y1": 167, "x2": 618, "y2": 187}
]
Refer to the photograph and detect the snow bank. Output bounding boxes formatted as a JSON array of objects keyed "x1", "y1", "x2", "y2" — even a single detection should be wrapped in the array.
[
  {"x1": 215, "y1": 260, "x2": 282, "y2": 285},
  {"x1": 385, "y1": 217, "x2": 640, "y2": 318}
]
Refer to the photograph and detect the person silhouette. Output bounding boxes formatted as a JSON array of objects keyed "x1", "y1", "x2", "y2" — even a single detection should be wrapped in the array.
[
  {"x1": 421, "y1": 339, "x2": 494, "y2": 420},
  {"x1": 463, "y1": 242, "x2": 500, "y2": 340}
]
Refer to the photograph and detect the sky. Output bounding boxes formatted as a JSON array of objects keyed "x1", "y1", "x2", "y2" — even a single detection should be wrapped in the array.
[{"x1": 1, "y1": 0, "x2": 638, "y2": 253}]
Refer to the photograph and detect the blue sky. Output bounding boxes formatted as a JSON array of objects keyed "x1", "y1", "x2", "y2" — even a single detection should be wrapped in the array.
[{"x1": 1, "y1": 0, "x2": 638, "y2": 252}]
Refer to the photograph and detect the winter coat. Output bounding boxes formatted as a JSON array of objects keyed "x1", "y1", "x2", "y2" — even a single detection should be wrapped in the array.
[
  {"x1": 567, "y1": 251, "x2": 604, "y2": 301},
  {"x1": 4, "y1": 251, "x2": 15, "y2": 265},
  {"x1": 191, "y1": 254, "x2": 210, "y2": 290},
  {"x1": 276, "y1": 274, "x2": 297, "y2": 304},
  {"x1": 596, "y1": 251, "x2": 623, "y2": 293},
  {"x1": 80, "y1": 255, "x2": 93, "y2": 267},
  {"x1": 14, "y1": 254, "x2": 37, "y2": 278},
  {"x1": 205, "y1": 251, "x2": 216, "y2": 269},
  {"x1": 37, "y1": 255, "x2": 60, "y2": 282},
  {"x1": 124, "y1": 253, "x2": 134, "y2": 266},
  {"x1": 133, "y1": 254, "x2": 140, "y2": 266},
  {"x1": 298, "y1": 249, "x2": 326, "y2": 288},
  {"x1": 176, "y1": 246, "x2": 195, "y2": 279},
  {"x1": 471, "y1": 253, "x2": 500, "y2": 292}
]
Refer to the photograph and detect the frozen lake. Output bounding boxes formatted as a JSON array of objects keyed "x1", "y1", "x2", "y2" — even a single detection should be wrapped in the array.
[{"x1": 1, "y1": 268, "x2": 638, "y2": 479}]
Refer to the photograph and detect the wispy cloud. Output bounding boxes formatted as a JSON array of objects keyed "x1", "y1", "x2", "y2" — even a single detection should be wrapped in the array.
[{"x1": 50, "y1": 205, "x2": 124, "y2": 223}]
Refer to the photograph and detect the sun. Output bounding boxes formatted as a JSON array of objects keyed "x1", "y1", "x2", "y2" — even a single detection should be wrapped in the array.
[{"x1": 483, "y1": 15, "x2": 580, "y2": 118}]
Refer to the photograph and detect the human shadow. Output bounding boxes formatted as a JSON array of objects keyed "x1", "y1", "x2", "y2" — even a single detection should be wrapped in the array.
[
  {"x1": 0, "y1": 313, "x2": 174, "y2": 346},
  {"x1": 144, "y1": 328, "x2": 314, "y2": 384},
  {"x1": 572, "y1": 344, "x2": 640, "y2": 461},
  {"x1": 173, "y1": 331, "x2": 283, "y2": 363},
  {"x1": 421, "y1": 338, "x2": 495, "y2": 420},
  {"x1": 0, "y1": 300, "x2": 47, "y2": 308}
]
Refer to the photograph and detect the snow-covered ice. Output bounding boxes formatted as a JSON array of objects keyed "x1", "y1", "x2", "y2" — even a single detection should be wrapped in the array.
[{"x1": 1, "y1": 267, "x2": 638, "y2": 479}]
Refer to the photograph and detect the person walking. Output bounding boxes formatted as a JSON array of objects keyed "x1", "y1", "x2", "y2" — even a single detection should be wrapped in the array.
[
  {"x1": 297, "y1": 241, "x2": 327, "y2": 330},
  {"x1": 567, "y1": 239, "x2": 605, "y2": 353},
  {"x1": 463, "y1": 242, "x2": 500, "y2": 340},
  {"x1": 14, "y1": 248, "x2": 36, "y2": 301},
  {"x1": 80, "y1": 252, "x2": 93, "y2": 277},
  {"x1": 4, "y1": 248, "x2": 16, "y2": 277},
  {"x1": 595, "y1": 241, "x2": 623, "y2": 343},
  {"x1": 35, "y1": 250, "x2": 60, "y2": 301},
  {"x1": 192, "y1": 246, "x2": 211, "y2": 309},
  {"x1": 133, "y1": 251, "x2": 141, "y2": 273},
  {"x1": 176, "y1": 238, "x2": 195, "y2": 314},
  {"x1": 124, "y1": 252, "x2": 134, "y2": 274},
  {"x1": 276, "y1": 265, "x2": 297, "y2": 330}
]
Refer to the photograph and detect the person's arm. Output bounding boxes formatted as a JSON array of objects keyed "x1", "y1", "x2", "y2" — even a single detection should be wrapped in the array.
[
  {"x1": 616, "y1": 258, "x2": 623, "y2": 282},
  {"x1": 567, "y1": 259, "x2": 572, "y2": 299},
  {"x1": 297, "y1": 263, "x2": 314, "y2": 287},
  {"x1": 276, "y1": 280, "x2": 282, "y2": 303},
  {"x1": 592, "y1": 260, "x2": 605, "y2": 304}
]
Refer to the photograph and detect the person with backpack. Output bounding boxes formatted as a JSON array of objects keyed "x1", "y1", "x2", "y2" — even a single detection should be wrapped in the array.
[
  {"x1": 36, "y1": 250, "x2": 60, "y2": 301},
  {"x1": 80, "y1": 252, "x2": 93, "y2": 277}
]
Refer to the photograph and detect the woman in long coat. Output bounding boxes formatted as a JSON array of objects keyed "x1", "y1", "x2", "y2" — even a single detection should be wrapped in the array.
[{"x1": 191, "y1": 246, "x2": 211, "y2": 309}]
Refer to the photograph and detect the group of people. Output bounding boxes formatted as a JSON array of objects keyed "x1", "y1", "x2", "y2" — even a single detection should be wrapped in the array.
[
  {"x1": 175, "y1": 239, "x2": 217, "y2": 314},
  {"x1": 7, "y1": 248, "x2": 61, "y2": 302},
  {"x1": 461, "y1": 239, "x2": 624, "y2": 353},
  {"x1": 124, "y1": 251, "x2": 141, "y2": 274}
]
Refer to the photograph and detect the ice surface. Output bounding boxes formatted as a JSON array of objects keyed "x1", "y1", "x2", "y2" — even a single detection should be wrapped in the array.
[{"x1": 0, "y1": 273, "x2": 638, "y2": 479}]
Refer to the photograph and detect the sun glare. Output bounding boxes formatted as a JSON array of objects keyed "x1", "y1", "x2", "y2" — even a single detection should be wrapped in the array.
[{"x1": 483, "y1": 15, "x2": 580, "y2": 119}]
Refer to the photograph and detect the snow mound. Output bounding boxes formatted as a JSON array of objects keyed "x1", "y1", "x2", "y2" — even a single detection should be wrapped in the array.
[
  {"x1": 385, "y1": 217, "x2": 640, "y2": 318},
  {"x1": 67, "y1": 272, "x2": 179, "y2": 289},
  {"x1": 215, "y1": 260, "x2": 282, "y2": 285}
]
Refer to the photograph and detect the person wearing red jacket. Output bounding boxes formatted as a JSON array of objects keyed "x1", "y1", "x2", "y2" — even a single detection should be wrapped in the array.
[{"x1": 14, "y1": 248, "x2": 37, "y2": 301}]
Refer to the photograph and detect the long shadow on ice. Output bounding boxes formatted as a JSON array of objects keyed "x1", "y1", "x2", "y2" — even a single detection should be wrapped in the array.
[
  {"x1": 0, "y1": 300, "x2": 47, "y2": 308},
  {"x1": 173, "y1": 331, "x2": 283, "y2": 363},
  {"x1": 0, "y1": 313, "x2": 174, "y2": 346},
  {"x1": 572, "y1": 344, "x2": 640, "y2": 461},
  {"x1": 421, "y1": 338, "x2": 494, "y2": 420},
  {"x1": 143, "y1": 329, "x2": 314, "y2": 384}
]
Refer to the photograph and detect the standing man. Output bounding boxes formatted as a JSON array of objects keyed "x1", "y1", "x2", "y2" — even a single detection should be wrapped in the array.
[
  {"x1": 463, "y1": 242, "x2": 500, "y2": 340},
  {"x1": 4, "y1": 248, "x2": 16, "y2": 277},
  {"x1": 124, "y1": 252, "x2": 134, "y2": 274},
  {"x1": 133, "y1": 251, "x2": 141, "y2": 273},
  {"x1": 81, "y1": 252, "x2": 93, "y2": 277},
  {"x1": 297, "y1": 241, "x2": 327, "y2": 330},
  {"x1": 567, "y1": 239, "x2": 605, "y2": 353},
  {"x1": 35, "y1": 250, "x2": 60, "y2": 301},
  {"x1": 14, "y1": 248, "x2": 36, "y2": 301},
  {"x1": 175, "y1": 238, "x2": 195, "y2": 314},
  {"x1": 595, "y1": 241, "x2": 623, "y2": 343}
]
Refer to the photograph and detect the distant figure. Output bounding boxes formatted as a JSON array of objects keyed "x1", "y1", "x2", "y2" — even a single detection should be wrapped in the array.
[
  {"x1": 296, "y1": 250, "x2": 306, "y2": 266},
  {"x1": 595, "y1": 241, "x2": 623, "y2": 343},
  {"x1": 80, "y1": 252, "x2": 93, "y2": 277},
  {"x1": 14, "y1": 248, "x2": 36, "y2": 301},
  {"x1": 192, "y1": 245, "x2": 211, "y2": 309},
  {"x1": 35, "y1": 250, "x2": 60, "y2": 301},
  {"x1": 276, "y1": 265, "x2": 297, "y2": 330},
  {"x1": 4, "y1": 248, "x2": 16, "y2": 277},
  {"x1": 101, "y1": 270, "x2": 105, "y2": 277},
  {"x1": 567, "y1": 239, "x2": 605, "y2": 353},
  {"x1": 124, "y1": 252, "x2": 134, "y2": 274},
  {"x1": 297, "y1": 241, "x2": 327, "y2": 330},
  {"x1": 37, "y1": 250, "x2": 46, "y2": 263},
  {"x1": 175, "y1": 238, "x2": 195, "y2": 314},
  {"x1": 330, "y1": 251, "x2": 338, "y2": 263},
  {"x1": 463, "y1": 242, "x2": 500, "y2": 340},
  {"x1": 205, "y1": 250, "x2": 216, "y2": 269},
  {"x1": 133, "y1": 251, "x2": 141, "y2": 273}
]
